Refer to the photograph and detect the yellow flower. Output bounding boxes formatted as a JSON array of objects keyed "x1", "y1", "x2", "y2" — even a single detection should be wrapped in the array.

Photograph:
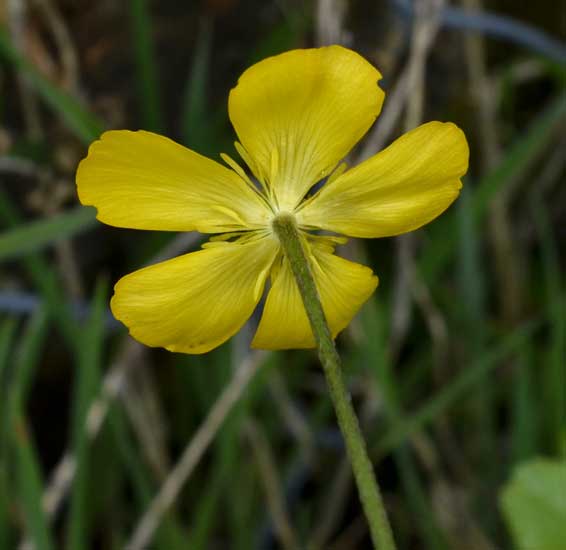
[{"x1": 76, "y1": 45, "x2": 469, "y2": 354}]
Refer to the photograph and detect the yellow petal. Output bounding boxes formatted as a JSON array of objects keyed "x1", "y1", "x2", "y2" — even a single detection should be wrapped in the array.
[
  {"x1": 111, "y1": 236, "x2": 278, "y2": 354},
  {"x1": 252, "y1": 242, "x2": 378, "y2": 350},
  {"x1": 77, "y1": 130, "x2": 271, "y2": 233},
  {"x1": 297, "y1": 122, "x2": 469, "y2": 238},
  {"x1": 229, "y1": 46, "x2": 384, "y2": 211}
]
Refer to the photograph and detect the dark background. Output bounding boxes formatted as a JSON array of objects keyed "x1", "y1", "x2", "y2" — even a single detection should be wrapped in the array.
[{"x1": 1, "y1": 1, "x2": 565, "y2": 549}]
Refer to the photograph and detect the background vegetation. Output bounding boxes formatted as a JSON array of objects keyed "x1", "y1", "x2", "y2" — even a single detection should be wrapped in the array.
[{"x1": 1, "y1": 0, "x2": 564, "y2": 549}]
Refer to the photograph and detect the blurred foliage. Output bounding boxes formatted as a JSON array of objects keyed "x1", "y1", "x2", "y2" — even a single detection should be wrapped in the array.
[{"x1": 0, "y1": 0, "x2": 565, "y2": 549}]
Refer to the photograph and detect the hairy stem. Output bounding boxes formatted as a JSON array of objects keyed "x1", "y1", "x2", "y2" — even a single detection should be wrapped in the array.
[{"x1": 272, "y1": 213, "x2": 397, "y2": 550}]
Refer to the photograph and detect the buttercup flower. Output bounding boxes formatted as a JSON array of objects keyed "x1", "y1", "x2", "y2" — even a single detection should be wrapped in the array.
[{"x1": 77, "y1": 45, "x2": 468, "y2": 354}]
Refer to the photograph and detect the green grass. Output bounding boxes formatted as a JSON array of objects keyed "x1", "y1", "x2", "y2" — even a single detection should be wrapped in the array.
[
  {"x1": 129, "y1": 0, "x2": 164, "y2": 133},
  {"x1": 0, "y1": 5, "x2": 564, "y2": 549},
  {"x1": 0, "y1": 30, "x2": 105, "y2": 143},
  {"x1": 0, "y1": 206, "x2": 97, "y2": 262}
]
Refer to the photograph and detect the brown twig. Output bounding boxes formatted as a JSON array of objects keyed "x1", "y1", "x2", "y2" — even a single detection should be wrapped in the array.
[
  {"x1": 7, "y1": 0, "x2": 43, "y2": 140},
  {"x1": 19, "y1": 339, "x2": 142, "y2": 550},
  {"x1": 463, "y1": 0, "x2": 522, "y2": 325},
  {"x1": 390, "y1": 0, "x2": 444, "y2": 361},
  {"x1": 267, "y1": 369, "x2": 315, "y2": 463},
  {"x1": 17, "y1": 231, "x2": 203, "y2": 550},
  {"x1": 31, "y1": 0, "x2": 80, "y2": 92},
  {"x1": 245, "y1": 419, "x2": 300, "y2": 550},
  {"x1": 316, "y1": 0, "x2": 349, "y2": 47},
  {"x1": 119, "y1": 361, "x2": 171, "y2": 480},
  {"x1": 123, "y1": 352, "x2": 268, "y2": 550}
]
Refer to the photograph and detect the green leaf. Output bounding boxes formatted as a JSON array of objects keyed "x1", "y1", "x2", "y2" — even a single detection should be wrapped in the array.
[
  {"x1": 500, "y1": 459, "x2": 566, "y2": 550},
  {"x1": 0, "y1": 206, "x2": 97, "y2": 263}
]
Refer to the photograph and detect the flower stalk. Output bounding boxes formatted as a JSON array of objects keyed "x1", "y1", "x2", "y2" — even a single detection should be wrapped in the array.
[{"x1": 272, "y1": 213, "x2": 397, "y2": 550}]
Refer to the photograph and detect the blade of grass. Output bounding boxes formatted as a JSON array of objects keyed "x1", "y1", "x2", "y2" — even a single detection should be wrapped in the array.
[
  {"x1": 0, "y1": 318, "x2": 18, "y2": 550},
  {"x1": 0, "y1": 206, "x2": 96, "y2": 263},
  {"x1": 189, "y1": 402, "x2": 244, "y2": 547},
  {"x1": 190, "y1": 350, "x2": 240, "y2": 547},
  {"x1": 188, "y1": 453, "x2": 228, "y2": 547},
  {"x1": 66, "y1": 281, "x2": 107, "y2": 550},
  {"x1": 181, "y1": 17, "x2": 214, "y2": 154},
  {"x1": 0, "y1": 29, "x2": 104, "y2": 144},
  {"x1": 373, "y1": 319, "x2": 542, "y2": 459},
  {"x1": 128, "y1": 0, "x2": 163, "y2": 132},
  {"x1": 124, "y1": 351, "x2": 268, "y2": 550},
  {"x1": 9, "y1": 310, "x2": 52, "y2": 550},
  {"x1": 232, "y1": 461, "x2": 258, "y2": 550},
  {"x1": 13, "y1": 419, "x2": 55, "y2": 550},
  {"x1": 394, "y1": 448, "x2": 448, "y2": 550},
  {"x1": 360, "y1": 297, "x2": 450, "y2": 550},
  {"x1": 0, "y1": 318, "x2": 17, "y2": 389},
  {"x1": 457, "y1": 186, "x2": 489, "y2": 364},
  {"x1": 0, "y1": 457, "x2": 11, "y2": 550},
  {"x1": 248, "y1": 7, "x2": 309, "y2": 63},
  {"x1": 107, "y1": 404, "x2": 187, "y2": 550},
  {"x1": 471, "y1": 93, "x2": 565, "y2": 216},
  {"x1": 0, "y1": 192, "x2": 80, "y2": 347},
  {"x1": 531, "y1": 195, "x2": 565, "y2": 456},
  {"x1": 7, "y1": 309, "x2": 49, "y2": 426},
  {"x1": 456, "y1": 186, "x2": 497, "y2": 526},
  {"x1": 227, "y1": 351, "x2": 280, "y2": 550},
  {"x1": 510, "y1": 340, "x2": 538, "y2": 462},
  {"x1": 420, "y1": 92, "x2": 566, "y2": 282}
]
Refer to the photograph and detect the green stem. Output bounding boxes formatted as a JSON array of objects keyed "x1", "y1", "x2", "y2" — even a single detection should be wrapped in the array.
[{"x1": 272, "y1": 214, "x2": 397, "y2": 550}]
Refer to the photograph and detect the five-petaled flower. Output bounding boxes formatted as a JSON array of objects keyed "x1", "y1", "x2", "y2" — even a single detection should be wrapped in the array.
[{"x1": 76, "y1": 45, "x2": 469, "y2": 354}]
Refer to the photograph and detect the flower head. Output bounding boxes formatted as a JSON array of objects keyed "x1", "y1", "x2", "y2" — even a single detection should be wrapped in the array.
[{"x1": 76, "y1": 45, "x2": 469, "y2": 354}]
